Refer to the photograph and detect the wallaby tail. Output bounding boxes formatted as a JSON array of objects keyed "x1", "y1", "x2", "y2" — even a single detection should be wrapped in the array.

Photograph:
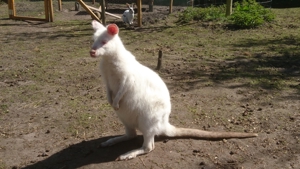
[{"x1": 164, "y1": 124, "x2": 258, "y2": 139}]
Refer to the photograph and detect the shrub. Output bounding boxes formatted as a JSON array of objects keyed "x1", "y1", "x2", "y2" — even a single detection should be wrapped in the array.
[
  {"x1": 230, "y1": 0, "x2": 275, "y2": 28},
  {"x1": 178, "y1": 5, "x2": 227, "y2": 23}
]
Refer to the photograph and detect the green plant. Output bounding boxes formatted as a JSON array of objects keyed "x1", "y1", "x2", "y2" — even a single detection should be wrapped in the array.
[
  {"x1": 178, "y1": 7, "x2": 197, "y2": 23},
  {"x1": 0, "y1": 105, "x2": 9, "y2": 114},
  {"x1": 178, "y1": 5, "x2": 227, "y2": 23},
  {"x1": 230, "y1": 0, "x2": 275, "y2": 28}
]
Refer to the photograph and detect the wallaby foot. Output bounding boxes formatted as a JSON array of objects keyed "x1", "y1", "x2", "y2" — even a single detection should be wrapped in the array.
[{"x1": 116, "y1": 133, "x2": 155, "y2": 161}]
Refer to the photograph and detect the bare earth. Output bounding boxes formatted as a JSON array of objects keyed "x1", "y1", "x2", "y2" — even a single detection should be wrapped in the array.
[{"x1": 0, "y1": 1, "x2": 299, "y2": 169}]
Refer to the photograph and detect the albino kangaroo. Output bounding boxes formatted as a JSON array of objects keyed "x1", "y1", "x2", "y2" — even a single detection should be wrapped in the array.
[{"x1": 89, "y1": 21, "x2": 258, "y2": 161}]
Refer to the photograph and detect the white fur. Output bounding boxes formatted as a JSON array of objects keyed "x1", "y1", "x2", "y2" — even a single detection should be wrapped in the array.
[
  {"x1": 122, "y1": 3, "x2": 134, "y2": 25},
  {"x1": 89, "y1": 21, "x2": 258, "y2": 161}
]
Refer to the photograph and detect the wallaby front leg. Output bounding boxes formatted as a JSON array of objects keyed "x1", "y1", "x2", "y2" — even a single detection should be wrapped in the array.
[
  {"x1": 106, "y1": 86, "x2": 113, "y2": 106},
  {"x1": 112, "y1": 77, "x2": 128, "y2": 110}
]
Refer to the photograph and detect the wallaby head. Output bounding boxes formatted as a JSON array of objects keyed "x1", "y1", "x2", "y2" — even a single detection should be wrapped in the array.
[
  {"x1": 90, "y1": 21, "x2": 120, "y2": 58},
  {"x1": 126, "y1": 3, "x2": 134, "y2": 14}
]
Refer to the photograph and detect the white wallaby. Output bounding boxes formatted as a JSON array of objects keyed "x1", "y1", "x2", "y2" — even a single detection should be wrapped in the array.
[
  {"x1": 122, "y1": 3, "x2": 134, "y2": 26},
  {"x1": 89, "y1": 21, "x2": 258, "y2": 161}
]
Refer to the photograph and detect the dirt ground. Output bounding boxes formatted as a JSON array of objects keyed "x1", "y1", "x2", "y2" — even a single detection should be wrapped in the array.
[{"x1": 0, "y1": 1, "x2": 299, "y2": 169}]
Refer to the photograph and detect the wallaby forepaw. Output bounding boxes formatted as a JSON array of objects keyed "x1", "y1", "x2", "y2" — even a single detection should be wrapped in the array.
[
  {"x1": 115, "y1": 154, "x2": 135, "y2": 161},
  {"x1": 100, "y1": 140, "x2": 114, "y2": 147},
  {"x1": 112, "y1": 103, "x2": 119, "y2": 111},
  {"x1": 100, "y1": 142, "x2": 109, "y2": 147}
]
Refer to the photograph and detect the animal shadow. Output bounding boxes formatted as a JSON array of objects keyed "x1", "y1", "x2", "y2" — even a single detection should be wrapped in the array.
[{"x1": 21, "y1": 135, "x2": 144, "y2": 169}]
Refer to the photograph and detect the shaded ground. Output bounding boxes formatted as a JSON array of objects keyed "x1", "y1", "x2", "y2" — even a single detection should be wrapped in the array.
[{"x1": 0, "y1": 1, "x2": 299, "y2": 169}]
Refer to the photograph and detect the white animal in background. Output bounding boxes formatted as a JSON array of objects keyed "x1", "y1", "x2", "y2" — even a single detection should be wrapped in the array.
[
  {"x1": 89, "y1": 20, "x2": 258, "y2": 161},
  {"x1": 122, "y1": 3, "x2": 135, "y2": 26}
]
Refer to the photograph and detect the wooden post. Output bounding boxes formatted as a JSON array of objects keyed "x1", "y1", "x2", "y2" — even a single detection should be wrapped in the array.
[
  {"x1": 226, "y1": 0, "x2": 233, "y2": 16},
  {"x1": 137, "y1": 0, "x2": 142, "y2": 27},
  {"x1": 100, "y1": 0, "x2": 106, "y2": 25},
  {"x1": 58, "y1": 0, "x2": 62, "y2": 11},
  {"x1": 169, "y1": 0, "x2": 173, "y2": 14},
  {"x1": 44, "y1": 0, "x2": 49, "y2": 21},
  {"x1": 8, "y1": 0, "x2": 16, "y2": 19},
  {"x1": 75, "y1": 2, "x2": 80, "y2": 11},
  {"x1": 48, "y1": 0, "x2": 54, "y2": 22},
  {"x1": 156, "y1": 50, "x2": 163, "y2": 70}
]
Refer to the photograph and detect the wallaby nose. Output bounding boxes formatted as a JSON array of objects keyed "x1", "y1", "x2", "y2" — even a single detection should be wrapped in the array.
[{"x1": 90, "y1": 50, "x2": 96, "y2": 57}]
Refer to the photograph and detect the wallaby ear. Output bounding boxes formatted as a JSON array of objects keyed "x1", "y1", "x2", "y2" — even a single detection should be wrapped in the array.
[
  {"x1": 107, "y1": 24, "x2": 119, "y2": 36},
  {"x1": 126, "y1": 3, "x2": 130, "y2": 7},
  {"x1": 92, "y1": 20, "x2": 105, "y2": 31}
]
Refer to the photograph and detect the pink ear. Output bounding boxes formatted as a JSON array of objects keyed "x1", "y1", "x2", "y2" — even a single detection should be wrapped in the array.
[{"x1": 107, "y1": 24, "x2": 119, "y2": 36}]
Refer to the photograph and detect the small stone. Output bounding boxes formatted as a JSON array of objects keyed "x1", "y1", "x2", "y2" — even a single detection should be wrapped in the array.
[
  {"x1": 227, "y1": 160, "x2": 235, "y2": 163},
  {"x1": 163, "y1": 139, "x2": 169, "y2": 143},
  {"x1": 193, "y1": 150, "x2": 200, "y2": 153}
]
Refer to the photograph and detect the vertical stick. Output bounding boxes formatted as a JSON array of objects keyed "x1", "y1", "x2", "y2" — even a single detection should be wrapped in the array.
[
  {"x1": 149, "y1": 0, "x2": 153, "y2": 12},
  {"x1": 45, "y1": 0, "x2": 49, "y2": 21},
  {"x1": 58, "y1": 0, "x2": 62, "y2": 11},
  {"x1": 100, "y1": 0, "x2": 106, "y2": 25},
  {"x1": 226, "y1": 0, "x2": 233, "y2": 16},
  {"x1": 137, "y1": 0, "x2": 142, "y2": 27},
  {"x1": 92, "y1": 0, "x2": 95, "y2": 4},
  {"x1": 8, "y1": 0, "x2": 13, "y2": 18},
  {"x1": 48, "y1": 0, "x2": 54, "y2": 22},
  {"x1": 10, "y1": 0, "x2": 16, "y2": 18},
  {"x1": 156, "y1": 50, "x2": 163, "y2": 70},
  {"x1": 169, "y1": 0, "x2": 173, "y2": 14}
]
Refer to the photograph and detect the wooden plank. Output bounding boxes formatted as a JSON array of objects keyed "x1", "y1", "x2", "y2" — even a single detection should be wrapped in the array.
[
  {"x1": 11, "y1": 15, "x2": 47, "y2": 22},
  {"x1": 86, "y1": 5, "x2": 121, "y2": 19},
  {"x1": 77, "y1": 0, "x2": 101, "y2": 22},
  {"x1": 86, "y1": 5, "x2": 101, "y2": 12}
]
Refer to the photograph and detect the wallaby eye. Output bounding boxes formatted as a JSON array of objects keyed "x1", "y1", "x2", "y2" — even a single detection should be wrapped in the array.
[{"x1": 102, "y1": 41, "x2": 107, "y2": 45}]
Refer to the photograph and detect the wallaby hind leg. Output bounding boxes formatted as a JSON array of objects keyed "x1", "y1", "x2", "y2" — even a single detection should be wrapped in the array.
[
  {"x1": 116, "y1": 133, "x2": 155, "y2": 160},
  {"x1": 101, "y1": 127, "x2": 137, "y2": 147}
]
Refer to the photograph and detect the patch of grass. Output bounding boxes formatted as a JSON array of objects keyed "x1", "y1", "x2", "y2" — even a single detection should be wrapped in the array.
[
  {"x1": 0, "y1": 161, "x2": 7, "y2": 169},
  {"x1": 178, "y1": 0, "x2": 275, "y2": 29},
  {"x1": 178, "y1": 5, "x2": 226, "y2": 23}
]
